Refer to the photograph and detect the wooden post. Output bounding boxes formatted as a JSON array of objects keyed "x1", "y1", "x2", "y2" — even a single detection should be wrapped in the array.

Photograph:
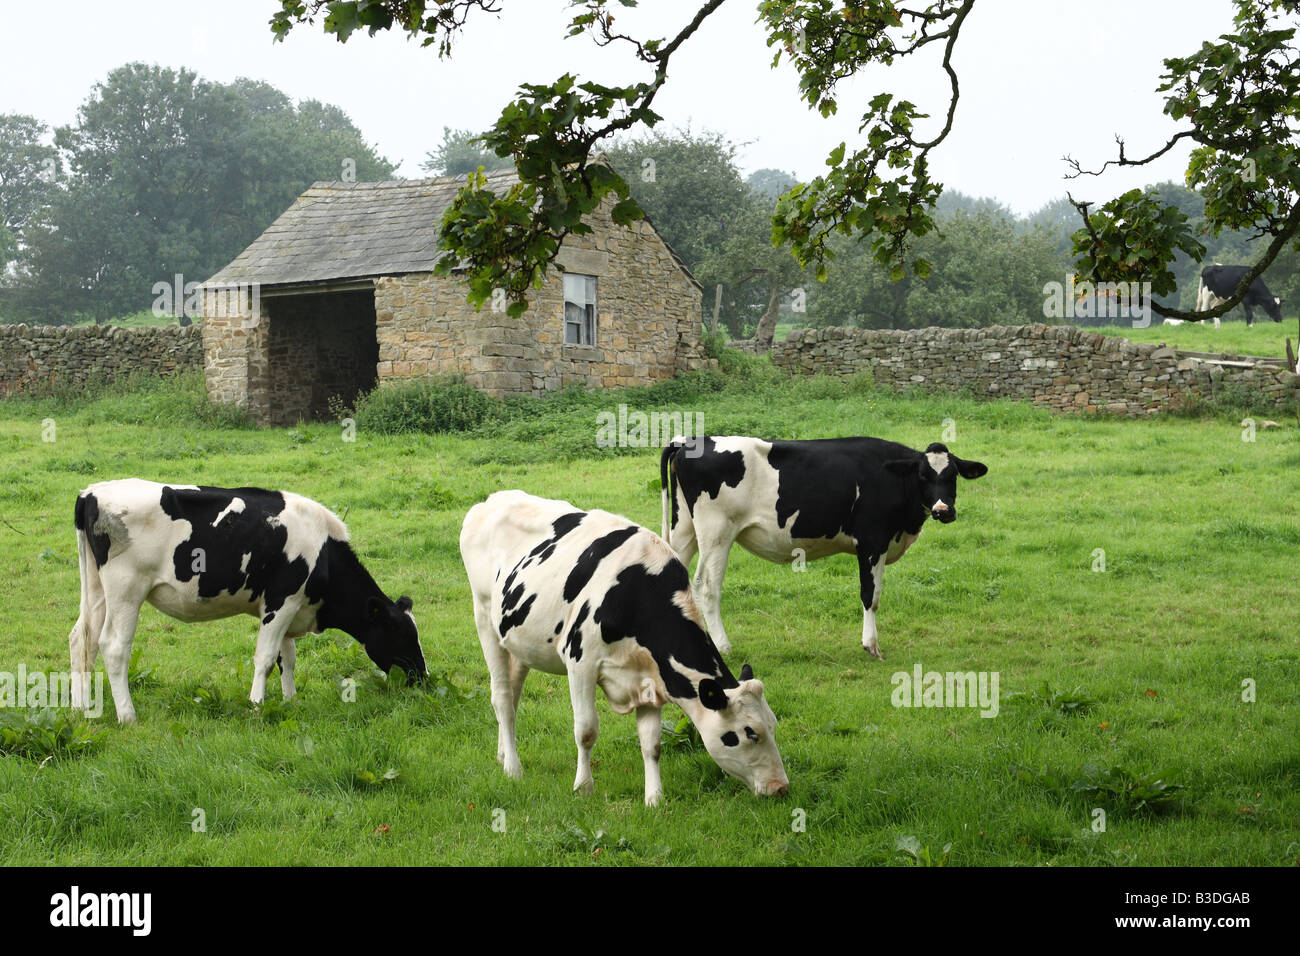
[{"x1": 711, "y1": 283, "x2": 723, "y2": 335}]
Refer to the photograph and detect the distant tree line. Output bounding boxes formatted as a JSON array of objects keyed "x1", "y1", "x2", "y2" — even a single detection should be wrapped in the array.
[{"x1": 0, "y1": 63, "x2": 394, "y2": 324}]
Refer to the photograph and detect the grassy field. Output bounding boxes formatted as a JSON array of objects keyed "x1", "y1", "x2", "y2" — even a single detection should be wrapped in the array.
[{"x1": 0, "y1": 364, "x2": 1296, "y2": 866}]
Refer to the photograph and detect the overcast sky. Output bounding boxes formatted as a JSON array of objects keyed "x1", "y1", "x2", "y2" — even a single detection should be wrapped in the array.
[{"x1": 0, "y1": 0, "x2": 1237, "y2": 216}]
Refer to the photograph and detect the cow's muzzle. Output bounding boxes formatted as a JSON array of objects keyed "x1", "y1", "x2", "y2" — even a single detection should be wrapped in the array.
[
  {"x1": 758, "y1": 779, "x2": 790, "y2": 798},
  {"x1": 931, "y1": 504, "x2": 956, "y2": 523}
]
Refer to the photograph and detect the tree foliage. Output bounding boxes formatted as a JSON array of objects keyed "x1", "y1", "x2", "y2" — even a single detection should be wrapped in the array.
[
  {"x1": 271, "y1": 0, "x2": 1300, "y2": 327},
  {"x1": 421, "y1": 126, "x2": 514, "y2": 177},
  {"x1": 7, "y1": 64, "x2": 394, "y2": 323}
]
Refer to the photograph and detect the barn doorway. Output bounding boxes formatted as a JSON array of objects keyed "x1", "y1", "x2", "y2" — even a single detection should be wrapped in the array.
[{"x1": 264, "y1": 286, "x2": 379, "y2": 426}]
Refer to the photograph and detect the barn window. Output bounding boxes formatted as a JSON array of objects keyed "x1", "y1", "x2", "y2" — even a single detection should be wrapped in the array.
[{"x1": 564, "y1": 273, "x2": 597, "y2": 345}]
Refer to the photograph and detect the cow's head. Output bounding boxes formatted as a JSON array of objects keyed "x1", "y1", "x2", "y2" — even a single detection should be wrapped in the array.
[
  {"x1": 695, "y1": 663, "x2": 789, "y2": 797},
  {"x1": 361, "y1": 595, "x2": 427, "y2": 682},
  {"x1": 885, "y1": 442, "x2": 987, "y2": 523},
  {"x1": 1266, "y1": 296, "x2": 1284, "y2": 322}
]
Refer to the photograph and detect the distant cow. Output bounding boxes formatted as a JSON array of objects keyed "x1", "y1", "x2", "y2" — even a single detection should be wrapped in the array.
[
  {"x1": 460, "y1": 490, "x2": 788, "y2": 806},
  {"x1": 1197, "y1": 265, "x2": 1283, "y2": 326},
  {"x1": 70, "y1": 479, "x2": 426, "y2": 723},
  {"x1": 661, "y1": 437, "x2": 987, "y2": 659}
]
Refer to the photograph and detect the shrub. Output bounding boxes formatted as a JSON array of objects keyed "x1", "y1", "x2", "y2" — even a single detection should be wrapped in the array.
[{"x1": 352, "y1": 377, "x2": 503, "y2": 435}]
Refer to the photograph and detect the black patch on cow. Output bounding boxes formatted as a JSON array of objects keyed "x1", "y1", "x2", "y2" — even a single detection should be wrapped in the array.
[
  {"x1": 563, "y1": 601, "x2": 590, "y2": 662},
  {"x1": 562, "y1": 526, "x2": 640, "y2": 603},
  {"x1": 668, "y1": 438, "x2": 747, "y2": 527},
  {"x1": 554, "y1": 620, "x2": 563, "y2": 634},
  {"x1": 500, "y1": 593, "x2": 536, "y2": 638},
  {"x1": 523, "y1": 511, "x2": 586, "y2": 566},
  {"x1": 75, "y1": 493, "x2": 112, "y2": 568},
  {"x1": 592, "y1": 560, "x2": 735, "y2": 702},
  {"x1": 159, "y1": 485, "x2": 310, "y2": 620},
  {"x1": 744, "y1": 725, "x2": 758, "y2": 742},
  {"x1": 262, "y1": 613, "x2": 274, "y2": 625},
  {"x1": 721, "y1": 731, "x2": 740, "y2": 747}
]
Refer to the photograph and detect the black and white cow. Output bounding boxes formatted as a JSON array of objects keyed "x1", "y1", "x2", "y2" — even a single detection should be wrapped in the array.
[
  {"x1": 69, "y1": 479, "x2": 426, "y2": 723},
  {"x1": 460, "y1": 490, "x2": 789, "y2": 806},
  {"x1": 1197, "y1": 264, "x2": 1283, "y2": 326},
  {"x1": 661, "y1": 437, "x2": 987, "y2": 659}
]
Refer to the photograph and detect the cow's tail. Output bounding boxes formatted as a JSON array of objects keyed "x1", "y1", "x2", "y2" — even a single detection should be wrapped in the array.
[
  {"x1": 69, "y1": 494, "x2": 105, "y2": 711},
  {"x1": 660, "y1": 441, "x2": 679, "y2": 543}
]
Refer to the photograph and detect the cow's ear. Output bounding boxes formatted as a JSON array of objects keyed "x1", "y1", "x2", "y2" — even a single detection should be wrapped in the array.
[
  {"x1": 883, "y1": 458, "x2": 917, "y2": 475},
  {"x1": 952, "y1": 456, "x2": 988, "y2": 480},
  {"x1": 739, "y1": 663, "x2": 754, "y2": 681},
  {"x1": 698, "y1": 678, "x2": 728, "y2": 711},
  {"x1": 396, "y1": 595, "x2": 413, "y2": 612}
]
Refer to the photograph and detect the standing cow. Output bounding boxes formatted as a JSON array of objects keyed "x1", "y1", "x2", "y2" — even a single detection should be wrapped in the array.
[
  {"x1": 69, "y1": 479, "x2": 426, "y2": 723},
  {"x1": 1197, "y1": 264, "x2": 1283, "y2": 326},
  {"x1": 460, "y1": 490, "x2": 788, "y2": 806},
  {"x1": 661, "y1": 437, "x2": 987, "y2": 659}
]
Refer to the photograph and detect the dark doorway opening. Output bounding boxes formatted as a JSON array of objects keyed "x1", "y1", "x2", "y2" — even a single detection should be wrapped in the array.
[{"x1": 265, "y1": 287, "x2": 378, "y2": 425}]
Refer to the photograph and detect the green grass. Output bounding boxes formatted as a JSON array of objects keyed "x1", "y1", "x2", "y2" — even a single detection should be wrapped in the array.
[
  {"x1": 1093, "y1": 321, "x2": 1300, "y2": 359},
  {"x1": 0, "y1": 366, "x2": 1296, "y2": 866}
]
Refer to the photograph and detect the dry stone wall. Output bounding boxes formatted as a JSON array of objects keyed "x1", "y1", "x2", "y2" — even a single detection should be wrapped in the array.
[
  {"x1": 0, "y1": 323, "x2": 202, "y2": 396},
  {"x1": 771, "y1": 324, "x2": 1300, "y2": 415}
]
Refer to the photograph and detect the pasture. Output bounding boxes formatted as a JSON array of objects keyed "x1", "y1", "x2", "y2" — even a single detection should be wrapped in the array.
[{"x1": 0, "y1": 363, "x2": 1296, "y2": 866}]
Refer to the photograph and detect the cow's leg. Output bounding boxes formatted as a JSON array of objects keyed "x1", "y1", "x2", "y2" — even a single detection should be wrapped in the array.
[
  {"x1": 98, "y1": 594, "x2": 144, "y2": 724},
  {"x1": 250, "y1": 612, "x2": 294, "y2": 704},
  {"x1": 857, "y1": 548, "x2": 886, "y2": 660},
  {"x1": 472, "y1": 599, "x2": 522, "y2": 778},
  {"x1": 691, "y1": 521, "x2": 736, "y2": 654},
  {"x1": 278, "y1": 636, "x2": 297, "y2": 699},
  {"x1": 568, "y1": 667, "x2": 599, "y2": 796},
  {"x1": 69, "y1": 537, "x2": 107, "y2": 712},
  {"x1": 508, "y1": 655, "x2": 530, "y2": 713},
  {"x1": 668, "y1": 499, "x2": 698, "y2": 568},
  {"x1": 637, "y1": 703, "x2": 664, "y2": 807}
]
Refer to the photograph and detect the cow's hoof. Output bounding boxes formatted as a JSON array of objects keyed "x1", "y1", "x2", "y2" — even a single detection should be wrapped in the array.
[
  {"x1": 644, "y1": 791, "x2": 662, "y2": 808},
  {"x1": 503, "y1": 760, "x2": 522, "y2": 780},
  {"x1": 574, "y1": 780, "x2": 595, "y2": 796},
  {"x1": 863, "y1": 645, "x2": 884, "y2": 661}
]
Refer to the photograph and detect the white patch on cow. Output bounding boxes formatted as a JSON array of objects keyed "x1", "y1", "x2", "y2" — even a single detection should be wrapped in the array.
[
  {"x1": 931, "y1": 499, "x2": 950, "y2": 513},
  {"x1": 885, "y1": 531, "x2": 920, "y2": 565},
  {"x1": 211, "y1": 497, "x2": 245, "y2": 527},
  {"x1": 239, "y1": 552, "x2": 251, "y2": 573},
  {"x1": 925, "y1": 451, "x2": 950, "y2": 475}
]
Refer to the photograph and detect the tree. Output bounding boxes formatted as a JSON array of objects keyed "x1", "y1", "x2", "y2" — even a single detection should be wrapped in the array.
[
  {"x1": 271, "y1": 0, "x2": 1300, "y2": 325},
  {"x1": 9, "y1": 64, "x2": 395, "y2": 323},
  {"x1": 421, "y1": 126, "x2": 514, "y2": 176},
  {"x1": 0, "y1": 114, "x2": 59, "y2": 272}
]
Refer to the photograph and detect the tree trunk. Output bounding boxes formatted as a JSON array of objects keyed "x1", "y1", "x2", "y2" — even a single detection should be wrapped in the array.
[
  {"x1": 711, "y1": 283, "x2": 723, "y2": 335},
  {"x1": 752, "y1": 283, "x2": 782, "y2": 354}
]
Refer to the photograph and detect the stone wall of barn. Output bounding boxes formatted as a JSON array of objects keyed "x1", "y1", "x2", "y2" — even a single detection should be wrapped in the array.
[
  {"x1": 373, "y1": 196, "x2": 708, "y2": 397},
  {"x1": 0, "y1": 323, "x2": 202, "y2": 396},
  {"x1": 202, "y1": 286, "x2": 268, "y2": 420},
  {"x1": 771, "y1": 324, "x2": 1300, "y2": 414}
]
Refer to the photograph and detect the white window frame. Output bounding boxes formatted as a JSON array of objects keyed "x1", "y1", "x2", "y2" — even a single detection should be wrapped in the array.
[{"x1": 563, "y1": 273, "x2": 597, "y2": 346}]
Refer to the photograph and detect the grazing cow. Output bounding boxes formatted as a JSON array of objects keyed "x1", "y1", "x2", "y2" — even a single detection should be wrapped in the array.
[
  {"x1": 69, "y1": 479, "x2": 426, "y2": 723},
  {"x1": 460, "y1": 490, "x2": 788, "y2": 806},
  {"x1": 661, "y1": 437, "x2": 987, "y2": 659},
  {"x1": 1197, "y1": 264, "x2": 1283, "y2": 326}
]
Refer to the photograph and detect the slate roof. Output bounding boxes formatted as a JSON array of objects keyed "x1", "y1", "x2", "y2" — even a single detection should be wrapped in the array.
[
  {"x1": 203, "y1": 165, "x2": 699, "y2": 292},
  {"x1": 203, "y1": 167, "x2": 522, "y2": 289}
]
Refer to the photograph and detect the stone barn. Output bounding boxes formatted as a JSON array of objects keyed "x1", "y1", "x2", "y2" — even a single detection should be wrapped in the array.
[{"x1": 201, "y1": 167, "x2": 707, "y2": 426}]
